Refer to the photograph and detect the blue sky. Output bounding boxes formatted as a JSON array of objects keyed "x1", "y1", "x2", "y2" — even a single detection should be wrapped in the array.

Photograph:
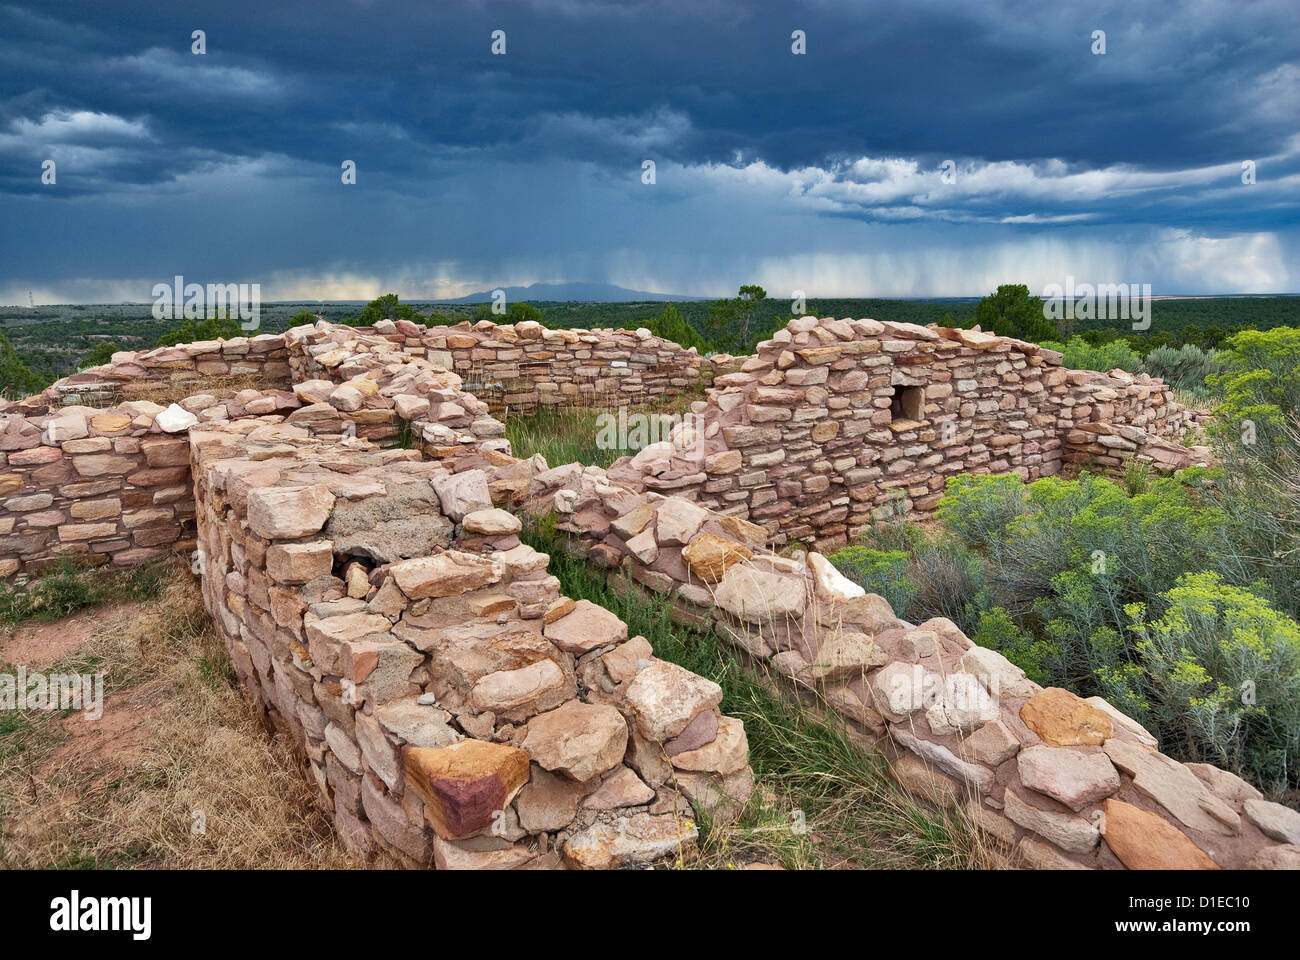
[{"x1": 1, "y1": 0, "x2": 1297, "y2": 304}]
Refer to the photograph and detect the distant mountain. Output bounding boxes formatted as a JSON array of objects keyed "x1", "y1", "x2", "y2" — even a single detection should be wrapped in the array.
[{"x1": 430, "y1": 282, "x2": 708, "y2": 304}]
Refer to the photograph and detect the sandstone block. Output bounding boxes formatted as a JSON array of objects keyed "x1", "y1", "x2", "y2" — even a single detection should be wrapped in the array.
[
  {"x1": 522, "y1": 699, "x2": 629, "y2": 782},
  {"x1": 404, "y1": 740, "x2": 531, "y2": 839}
]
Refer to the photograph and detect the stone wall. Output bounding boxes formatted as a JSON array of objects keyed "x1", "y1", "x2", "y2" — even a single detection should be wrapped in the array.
[
  {"x1": 0, "y1": 403, "x2": 202, "y2": 576},
  {"x1": 190, "y1": 420, "x2": 752, "y2": 869},
  {"x1": 0, "y1": 323, "x2": 508, "y2": 577},
  {"x1": 353, "y1": 317, "x2": 711, "y2": 415},
  {"x1": 0, "y1": 314, "x2": 1203, "y2": 572},
  {"x1": 2, "y1": 333, "x2": 294, "y2": 416},
  {"x1": 606, "y1": 316, "x2": 1204, "y2": 551},
  {"x1": 484, "y1": 455, "x2": 1298, "y2": 870}
]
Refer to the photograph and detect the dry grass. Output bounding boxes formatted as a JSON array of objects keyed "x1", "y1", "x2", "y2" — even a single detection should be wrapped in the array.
[
  {"x1": 680, "y1": 628, "x2": 1005, "y2": 871},
  {"x1": 0, "y1": 538, "x2": 1007, "y2": 872},
  {"x1": 0, "y1": 566, "x2": 386, "y2": 869},
  {"x1": 118, "y1": 371, "x2": 274, "y2": 406}
]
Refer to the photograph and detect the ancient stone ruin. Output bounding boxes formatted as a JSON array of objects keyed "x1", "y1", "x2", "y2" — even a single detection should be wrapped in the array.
[
  {"x1": 610, "y1": 316, "x2": 1211, "y2": 551},
  {"x1": 1, "y1": 315, "x2": 1293, "y2": 870}
]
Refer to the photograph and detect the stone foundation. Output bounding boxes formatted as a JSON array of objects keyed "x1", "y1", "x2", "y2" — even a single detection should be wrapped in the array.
[{"x1": 493, "y1": 460, "x2": 1297, "y2": 869}]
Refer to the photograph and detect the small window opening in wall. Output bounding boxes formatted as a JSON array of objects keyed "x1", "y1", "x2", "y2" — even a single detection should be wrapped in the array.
[{"x1": 890, "y1": 384, "x2": 925, "y2": 422}]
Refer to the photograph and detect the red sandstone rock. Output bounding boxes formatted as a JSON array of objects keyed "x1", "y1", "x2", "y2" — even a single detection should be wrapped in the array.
[{"x1": 404, "y1": 739, "x2": 531, "y2": 840}]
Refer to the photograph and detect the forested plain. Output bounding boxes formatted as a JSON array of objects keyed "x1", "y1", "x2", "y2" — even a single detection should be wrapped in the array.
[{"x1": 2, "y1": 292, "x2": 1296, "y2": 397}]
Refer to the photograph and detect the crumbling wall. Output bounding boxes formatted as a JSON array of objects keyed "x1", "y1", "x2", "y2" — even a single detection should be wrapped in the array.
[
  {"x1": 360, "y1": 317, "x2": 711, "y2": 414},
  {"x1": 1060, "y1": 366, "x2": 1212, "y2": 470},
  {"x1": 0, "y1": 403, "x2": 203, "y2": 576},
  {"x1": 189, "y1": 421, "x2": 753, "y2": 869},
  {"x1": 2, "y1": 334, "x2": 293, "y2": 416},
  {"x1": 0, "y1": 323, "x2": 507, "y2": 577},
  {"x1": 605, "y1": 316, "x2": 1203, "y2": 551},
  {"x1": 493, "y1": 458, "x2": 1298, "y2": 870}
]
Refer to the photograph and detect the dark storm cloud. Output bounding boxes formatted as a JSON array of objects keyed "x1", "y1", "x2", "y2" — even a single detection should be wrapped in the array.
[{"x1": 0, "y1": 0, "x2": 1296, "y2": 299}]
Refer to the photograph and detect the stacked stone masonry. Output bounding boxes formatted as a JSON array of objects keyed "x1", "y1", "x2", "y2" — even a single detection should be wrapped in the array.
[
  {"x1": 2, "y1": 315, "x2": 1290, "y2": 871},
  {"x1": 191, "y1": 421, "x2": 753, "y2": 869},
  {"x1": 0, "y1": 317, "x2": 705, "y2": 576},
  {"x1": 497, "y1": 465, "x2": 1298, "y2": 870},
  {"x1": 296, "y1": 316, "x2": 712, "y2": 415},
  {"x1": 609, "y1": 316, "x2": 1211, "y2": 551}
]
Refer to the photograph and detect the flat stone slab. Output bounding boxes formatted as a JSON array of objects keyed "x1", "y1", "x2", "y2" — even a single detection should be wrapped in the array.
[
  {"x1": 1103, "y1": 738, "x2": 1240, "y2": 836},
  {"x1": 1016, "y1": 745, "x2": 1120, "y2": 811},
  {"x1": 544, "y1": 598, "x2": 628, "y2": 654},
  {"x1": 1020, "y1": 687, "x2": 1112, "y2": 746},
  {"x1": 1102, "y1": 798, "x2": 1220, "y2": 870}
]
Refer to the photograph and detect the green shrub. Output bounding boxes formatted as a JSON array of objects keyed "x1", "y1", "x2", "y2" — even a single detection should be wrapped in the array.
[
  {"x1": 155, "y1": 315, "x2": 243, "y2": 347},
  {"x1": 827, "y1": 546, "x2": 915, "y2": 617},
  {"x1": 944, "y1": 472, "x2": 1230, "y2": 611},
  {"x1": 923, "y1": 466, "x2": 1300, "y2": 794},
  {"x1": 0, "y1": 331, "x2": 51, "y2": 397},
  {"x1": 644, "y1": 305, "x2": 708, "y2": 352},
  {"x1": 1122, "y1": 457, "x2": 1153, "y2": 497},
  {"x1": 1140, "y1": 343, "x2": 1226, "y2": 396},
  {"x1": 1041, "y1": 336, "x2": 1142, "y2": 373},
  {"x1": 1207, "y1": 326, "x2": 1300, "y2": 455},
  {"x1": 935, "y1": 474, "x2": 1026, "y2": 560},
  {"x1": 1123, "y1": 573, "x2": 1300, "y2": 795},
  {"x1": 972, "y1": 607, "x2": 1053, "y2": 686},
  {"x1": 1199, "y1": 327, "x2": 1300, "y2": 617},
  {"x1": 973, "y1": 284, "x2": 1059, "y2": 343},
  {"x1": 904, "y1": 537, "x2": 987, "y2": 626},
  {"x1": 78, "y1": 341, "x2": 120, "y2": 370}
]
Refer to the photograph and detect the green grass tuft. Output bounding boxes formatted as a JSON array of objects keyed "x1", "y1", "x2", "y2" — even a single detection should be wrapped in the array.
[{"x1": 0, "y1": 558, "x2": 174, "y2": 627}]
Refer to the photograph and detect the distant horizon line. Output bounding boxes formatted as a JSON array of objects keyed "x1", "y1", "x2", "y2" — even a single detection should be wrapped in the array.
[{"x1": 5, "y1": 292, "x2": 1299, "y2": 309}]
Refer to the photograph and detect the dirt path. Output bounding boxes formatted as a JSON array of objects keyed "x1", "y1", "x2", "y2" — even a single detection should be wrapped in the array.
[
  {"x1": 0, "y1": 579, "x2": 375, "y2": 869},
  {"x1": 0, "y1": 601, "x2": 141, "y2": 670}
]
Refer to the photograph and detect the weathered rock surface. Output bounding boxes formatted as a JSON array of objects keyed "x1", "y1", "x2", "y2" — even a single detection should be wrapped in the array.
[
  {"x1": 563, "y1": 812, "x2": 698, "y2": 869},
  {"x1": 669, "y1": 715, "x2": 748, "y2": 775},
  {"x1": 1101, "y1": 798, "x2": 1220, "y2": 870},
  {"x1": 390, "y1": 551, "x2": 501, "y2": 600},
  {"x1": 1103, "y1": 738, "x2": 1240, "y2": 836},
  {"x1": 681, "y1": 533, "x2": 752, "y2": 584},
  {"x1": 1002, "y1": 788, "x2": 1100, "y2": 854},
  {"x1": 1243, "y1": 798, "x2": 1300, "y2": 845},
  {"x1": 621, "y1": 659, "x2": 723, "y2": 742},
  {"x1": 544, "y1": 598, "x2": 628, "y2": 654},
  {"x1": 713, "y1": 563, "x2": 806, "y2": 624},
  {"x1": 404, "y1": 739, "x2": 531, "y2": 839},
  {"x1": 1016, "y1": 745, "x2": 1120, "y2": 812},
  {"x1": 247, "y1": 484, "x2": 336, "y2": 539},
  {"x1": 1020, "y1": 687, "x2": 1112, "y2": 746},
  {"x1": 522, "y1": 699, "x2": 629, "y2": 782}
]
